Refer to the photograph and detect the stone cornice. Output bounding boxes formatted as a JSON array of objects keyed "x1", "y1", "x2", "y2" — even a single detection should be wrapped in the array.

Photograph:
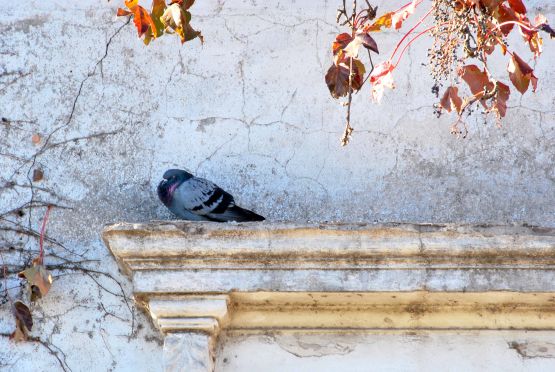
[{"x1": 102, "y1": 222, "x2": 555, "y2": 371}]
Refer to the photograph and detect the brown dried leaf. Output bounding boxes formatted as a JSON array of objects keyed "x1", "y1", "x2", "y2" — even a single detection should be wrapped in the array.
[
  {"x1": 32, "y1": 169, "x2": 43, "y2": 182},
  {"x1": 10, "y1": 301, "x2": 32, "y2": 341},
  {"x1": 19, "y1": 264, "x2": 53, "y2": 300}
]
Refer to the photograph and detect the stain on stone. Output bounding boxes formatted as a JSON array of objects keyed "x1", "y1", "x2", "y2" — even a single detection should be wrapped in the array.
[
  {"x1": 274, "y1": 334, "x2": 355, "y2": 358},
  {"x1": 196, "y1": 117, "x2": 217, "y2": 132},
  {"x1": 509, "y1": 341, "x2": 555, "y2": 358}
]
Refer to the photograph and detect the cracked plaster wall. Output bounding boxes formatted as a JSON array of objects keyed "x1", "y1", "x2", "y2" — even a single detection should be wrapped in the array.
[
  {"x1": 0, "y1": 0, "x2": 554, "y2": 371},
  {"x1": 218, "y1": 331, "x2": 555, "y2": 371}
]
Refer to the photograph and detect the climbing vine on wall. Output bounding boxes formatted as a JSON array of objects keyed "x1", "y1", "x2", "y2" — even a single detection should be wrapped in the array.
[
  {"x1": 326, "y1": 0, "x2": 555, "y2": 145},
  {"x1": 119, "y1": 0, "x2": 554, "y2": 146}
]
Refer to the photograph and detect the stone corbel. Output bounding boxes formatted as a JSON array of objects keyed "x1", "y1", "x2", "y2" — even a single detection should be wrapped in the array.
[{"x1": 146, "y1": 295, "x2": 229, "y2": 372}]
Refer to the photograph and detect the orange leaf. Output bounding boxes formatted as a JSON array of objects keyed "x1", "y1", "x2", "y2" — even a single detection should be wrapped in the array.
[
  {"x1": 132, "y1": 5, "x2": 157, "y2": 38},
  {"x1": 507, "y1": 52, "x2": 538, "y2": 94},
  {"x1": 460, "y1": 65, "x2": 493, "y2": 108},
  {"x1": 116, "y1": 8, "x2": 132, "y2": 17},
  {"x1": 365, "y1": 12, "x2": 393, "y2": 32},
  {"x1": 124, "y1": 0, "x2": 139, "y2": 9}
]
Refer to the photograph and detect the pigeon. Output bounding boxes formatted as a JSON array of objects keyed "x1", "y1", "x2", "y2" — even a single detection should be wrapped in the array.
[{"x1": 157, "y1": 169, "x2": 265, "y2": 222}]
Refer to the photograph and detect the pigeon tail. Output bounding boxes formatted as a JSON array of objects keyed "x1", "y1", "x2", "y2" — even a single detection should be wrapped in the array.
[{"x1": 210, "y1": 205, "x2": 265, "y2": 222}]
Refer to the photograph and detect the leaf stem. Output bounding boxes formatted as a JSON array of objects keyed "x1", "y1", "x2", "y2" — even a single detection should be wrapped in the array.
[
  {"x1": 390, "y1": 6, "x2": 434, "y2": 60},
  {"x1": 39, "y1": 205, "x2": 52, "y2": 265}
]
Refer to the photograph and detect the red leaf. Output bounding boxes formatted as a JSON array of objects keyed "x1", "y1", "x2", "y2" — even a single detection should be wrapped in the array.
[
  {"x1": 439, "y1": 86, "x2": 463, "y2": 114},
  {"x1": 508, "y1": 0, "x2": 526, "y2": 14},
  {"x1": 391, "y1": 0, "x2": 423, "y2": 30},
  {"x1": 325, "y1": 57, "x2": 366, "y2": 99},
  {"x1": 369, "y1": 60, "x2": 395, "y2": 102},
  {"x1": 507, "y1": 52, "x2": 538, "y2": 94},
  {"x1": 460, "y1": 65, "x2": 490, "y2": 94},
  {"x1": 496, "y1": 5, "x2": 518, "y2": 35},
  {"x1": 358, "y1": 32, "x2": 379, "y2": 54},
  {"x1": 338, "y1": 32, "x2": 379, "y2": 58},
  {"x1": 332, "y1": 33, "x2": 353, "y2": 55},
  {"x1": 480, "y1": 0, "x2": 503, "y2": 10}
]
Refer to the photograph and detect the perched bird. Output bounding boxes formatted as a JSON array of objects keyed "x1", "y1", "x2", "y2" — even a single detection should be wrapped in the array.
[{"x1": 157, "y1": 169, "x2": 265, "y2": 222}]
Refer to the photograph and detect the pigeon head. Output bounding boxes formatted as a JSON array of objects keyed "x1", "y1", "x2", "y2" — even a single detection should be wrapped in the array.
[
  {"x1": 158, "y1": 169, "x2": 193, "y2": 206},
  {"x1": 163, "y1": 169, "x2": 193, "y2": 180}
]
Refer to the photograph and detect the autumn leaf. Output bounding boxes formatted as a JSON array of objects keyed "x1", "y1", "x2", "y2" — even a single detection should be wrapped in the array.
[
  {"x1": 325, "y1": 56, "x2": 365, "y2": 98},
  {"x1": 339, "y1": 31, "x2": 379, "y2": 58},
  {"x1": 19, "y1": 264, "x2": 53, "y2": 301},
  {"x1": 171, "y1": 0, "x2": 196, "y2": 10},
  {"x1": 507, "y1": 52, "x2": 538, "y2": 94},
  {"x1": 151, "y1": 0, "x2": 167, "y2": 37},
  {"x1": 495, "y1": 5, "x2": 518, "y2": 36},
  {"x1": 391, "y1": 0, "x2": 423, "y2": 30},
  {"x1": 117, "y1": 1, "x2": 157, "y2": 39},
  {"x1": 365, "y1": 12, "x2": 393, "y2": 32},
  {"x1": 507, "y1": 0, "x2": 526, "y2": 14},
  {"x1": 439, "y1": 86, "x2": 463, "y2": 114},
  {"x1": 161, "y1": 3, "x2": 203, "y2": 44},
  {"x1": 459, "y1": 64, "x2": 495, "y2": 108},
  {"x1": 357, "y1": 32, "x2": 379, "y2": 54},
  {"x1": 332, "y1": 33, "x2": 353, "y2": 55},
  {"x1": 480, "y1": 0, "x2": 503, "y2": 11},
  {"x1": 491, "y1": 81, "x2": 510, "y2": 118},
  {"x1": 369, "y1": 60, "x2": 395, "y2": 102},
  {"x1": 535, "y1": 14, "x2": 555, "y2": 39},
  {"x1": 10, "y1": 301, "x2": 32, "y2": 342},
  {"x1": 32, "y1": 169, "x2": 43, "y2": 182}
]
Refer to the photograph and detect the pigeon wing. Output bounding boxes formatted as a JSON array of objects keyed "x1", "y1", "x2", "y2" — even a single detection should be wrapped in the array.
[{"x1": 175, "y1": 177, "x2": 234, "y2": 216}]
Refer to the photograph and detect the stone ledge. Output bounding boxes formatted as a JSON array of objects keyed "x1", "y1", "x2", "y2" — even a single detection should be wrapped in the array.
[{"x1": 102, "y1": 222, "x2": 555, "y2": 371}]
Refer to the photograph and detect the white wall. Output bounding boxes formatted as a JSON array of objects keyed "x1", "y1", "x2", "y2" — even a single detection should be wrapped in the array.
[{"x1": 0, "y1": 0, "x2": 554, "y2": 371}]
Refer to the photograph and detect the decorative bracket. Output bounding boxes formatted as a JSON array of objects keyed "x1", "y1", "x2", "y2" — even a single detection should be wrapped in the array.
[{"x1": 144, "y1": 295, "x2": 229, "y2": 372}]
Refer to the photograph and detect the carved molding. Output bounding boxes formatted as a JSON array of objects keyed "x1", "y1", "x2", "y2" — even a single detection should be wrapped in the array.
[{"x1": 102, "y1": 222, "x2": 555, "y2": 371}]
